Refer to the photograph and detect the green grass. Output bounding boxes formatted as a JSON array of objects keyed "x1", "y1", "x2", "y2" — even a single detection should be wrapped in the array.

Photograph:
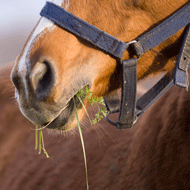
[
  {"x1": 35, "y1": 125, "x2": 49, "y2": 158},
  {"x1": 76, "y1": 86, "x2": 107, "y2": 124},
  {"x1": 35, "y1": 86, "x2": 107, "y2": 189},
  {"x1": 74, "y1": 86, "x2": 107, "y2": 190},
  {"x1": 74, "y1": 98, "x2": 89, "y2": 190}
]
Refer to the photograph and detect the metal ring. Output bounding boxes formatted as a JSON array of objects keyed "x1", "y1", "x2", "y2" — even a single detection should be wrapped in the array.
[
  {"x1": 105, "y1": 115, "x2": 117, "y2": 126},
  {"x1": 125, "y1": 40, "x2": 138, "y2": 46}
]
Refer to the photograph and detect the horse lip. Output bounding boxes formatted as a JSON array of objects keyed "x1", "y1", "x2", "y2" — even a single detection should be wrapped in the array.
[
  {"x1": 41, "y1": 102, "x2": 70, "y2": 129},
  {"x1": 43, "y1": 98, "x2": 75, "y2": 130},
  {"x1": 43, "y1": 85, "x2": 90, "y2": 130}
]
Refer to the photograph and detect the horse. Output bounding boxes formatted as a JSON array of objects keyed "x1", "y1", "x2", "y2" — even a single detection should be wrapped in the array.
[
  {"x1": 10, "y1": 0, "x2": 189, "y2": 131},
  {"x1": 2, "y1": 0, "x2": 190, "y2": 189}
]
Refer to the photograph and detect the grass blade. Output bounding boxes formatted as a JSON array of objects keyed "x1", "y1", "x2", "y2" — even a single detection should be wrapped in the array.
[
  {"x1": 41, "y1": 130, "x2": 49, "y2": 158},
  {"x1": 35, "y1": 125, "x2": 38, "y2": 150},
  {"x1": 38, "y1": 129, "x2": 42, "y2": 154},
  {"x1": 73, "y1": 98, "x2": 89, "y2": 190},
  {"x1": 77, "y1": 96, "x2": 92, "y2": 124}
]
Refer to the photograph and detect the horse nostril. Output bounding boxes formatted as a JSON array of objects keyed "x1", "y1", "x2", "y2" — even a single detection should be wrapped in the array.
[
  {"x1": 30, "y1": 61, "x2": 55, "y2": 100},
  {"x1": 30, "y1": 62, "x2": 47, "y2": 91},
  {"x1": 11, "y1": 70, "x2": 22, "y2": 92},
  {"x1": 12, "y1": 75, "x2": 21, "y2": 92}
]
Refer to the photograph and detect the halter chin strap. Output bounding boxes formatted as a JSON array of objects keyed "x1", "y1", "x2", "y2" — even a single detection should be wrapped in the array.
[{"x1": 40, "y1": 2, "x2": 190, "y2": 129}]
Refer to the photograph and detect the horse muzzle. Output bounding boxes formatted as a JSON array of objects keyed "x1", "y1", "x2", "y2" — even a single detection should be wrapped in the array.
[{"x1": 11, "y1": 59, "x2": 92, "y2": 129}]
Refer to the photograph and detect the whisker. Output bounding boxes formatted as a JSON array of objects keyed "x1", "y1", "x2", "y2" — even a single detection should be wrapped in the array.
[
  {"x1": 82, "y1": 111, "x2": 108, "y2": 150},
  {"x1": 96, "y1": 122, "x2": 119, "y2": 147},
  {"x1": 84, "y1": 105, "x2": 119, "y2": 147},
  {"x1": 93, "y1": 125, "x2": 104, "y2": 153},
  {"x1": 94, "y1": 125, "x2": 106, "y2": 146}
]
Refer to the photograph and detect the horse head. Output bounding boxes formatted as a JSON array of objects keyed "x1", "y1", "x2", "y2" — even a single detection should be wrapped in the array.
[{"x1": 11, "y1": 0, "x2": 188, "y2": 131}]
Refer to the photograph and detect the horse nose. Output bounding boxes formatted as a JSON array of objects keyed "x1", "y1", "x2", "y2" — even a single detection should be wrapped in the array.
[{"x1": 29, "y1": 61, "x2": 55, "y2": 100}]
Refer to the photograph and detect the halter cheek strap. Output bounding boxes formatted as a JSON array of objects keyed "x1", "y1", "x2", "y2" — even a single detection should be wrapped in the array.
[
  {"x1": 117, "y1": 59, "x2": 137, "y2": 129},
  {"x1": 40, "y1": 2, "x2": 190, "y2": 129},
  {"x1": 105, "y1": 24, "x2": 190, "y2": 128},
  {"x1": 174, "y1": 24, "x2": 190, "y2": 90}
]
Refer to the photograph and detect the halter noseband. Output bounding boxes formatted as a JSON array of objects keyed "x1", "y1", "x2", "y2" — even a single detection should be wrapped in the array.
[{"x1": 40, "y1": 2, "x2": 190, "y2": 129}]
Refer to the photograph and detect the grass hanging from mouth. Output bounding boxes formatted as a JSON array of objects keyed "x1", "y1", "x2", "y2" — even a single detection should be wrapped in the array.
[
  {"x1": 35, "y1": 125, "x2": 38, "y2": 150},
  {"x1": 34, "y1": 86, "x2": 106, "y2": 188},
  {"x1": 73, "y1": 98, "x2": 89, "y2": 190},
  {"x1": 33, "y1": 86, "x2": 108, "y2": 190},
  {"x1": 74, "y1": 86, "x2": 108, "y2": 190},
  {"x1": 77, "y1": 96, "x2": 92, "y2": 124},
  {"x1": 35, "y1": 125, "x2": 49, "y2": 158}
]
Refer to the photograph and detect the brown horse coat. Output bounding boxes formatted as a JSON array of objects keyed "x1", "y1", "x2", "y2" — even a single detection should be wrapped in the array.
[{"x1": 1, "y1": 64, "x2": 190, "y2": 189}]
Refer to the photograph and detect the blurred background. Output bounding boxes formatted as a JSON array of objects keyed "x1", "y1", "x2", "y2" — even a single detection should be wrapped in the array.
[{"x1": 0, "y1": 0, "x2": 47, "y2": 66}]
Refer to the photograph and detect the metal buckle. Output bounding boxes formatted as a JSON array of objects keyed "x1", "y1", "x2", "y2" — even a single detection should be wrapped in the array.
[
  {"x1": 125, "y1": 40, "x2": 143, "y2": 59},
  {"x1": 126, "y1": 40, "x2": 138, "y2": 46}
]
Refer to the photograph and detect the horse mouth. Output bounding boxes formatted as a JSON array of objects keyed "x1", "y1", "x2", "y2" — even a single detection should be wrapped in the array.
[{"x1": 42, "y1": 86, "x2": 88, "y2": 131}]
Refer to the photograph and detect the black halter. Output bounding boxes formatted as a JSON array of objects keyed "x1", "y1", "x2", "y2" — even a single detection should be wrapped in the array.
[{"x1": 40, "y1": 2, "x2": 190, "y2": 129}]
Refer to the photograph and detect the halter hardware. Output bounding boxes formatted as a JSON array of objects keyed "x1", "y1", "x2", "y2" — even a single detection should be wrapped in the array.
[{"x1": 40, "y1": 2, "x2": 190, "y2": 129}]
